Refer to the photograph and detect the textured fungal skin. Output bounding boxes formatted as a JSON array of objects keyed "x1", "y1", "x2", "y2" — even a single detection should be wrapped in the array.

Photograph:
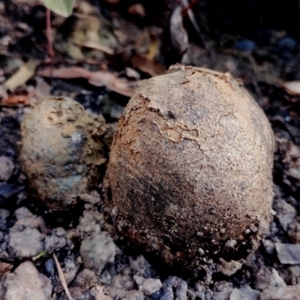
[
  {"x1": 104, "y1": 65, "x2": 274, "y2": 273},
  {"x1": 20, "y1": 97, "x2": 107, "y2": 212}
]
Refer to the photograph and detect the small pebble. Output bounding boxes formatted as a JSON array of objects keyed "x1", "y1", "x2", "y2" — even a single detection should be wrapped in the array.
[
  {"x1": 234, "y1": 39, "x2": 256, "y2": 52},
  {"x1": 0, "y1": 156, "x2": 14, "y2": 181},
  {"x1": 260, "y1": 285, "x2": 300, "y2": 300},
  {"x1": 4, "y1": 261, "x2": 52, "y2": 300},
  {"x1": 80, "y1": 232, "x2": 116, "y2": 275},
  {"x1": 141, "y1": 278, "x2": 162, "y2": 296}
]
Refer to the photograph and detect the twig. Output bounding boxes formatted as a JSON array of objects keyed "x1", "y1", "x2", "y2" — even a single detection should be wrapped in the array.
[
  {"x1": 46, "y1": 8, "x2": 53, "y2": 77},
  {"x1": 32, "y1": 250, "x2": 48, "y2": 261},
  {"x1": 53, "y1": 253, "x2": 74, "y2": 300}
]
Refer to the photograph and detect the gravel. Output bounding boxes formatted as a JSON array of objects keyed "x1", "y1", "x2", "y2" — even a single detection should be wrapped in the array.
[{"x1": 3, "y1": 261, "x2": 52, "y2": 300}]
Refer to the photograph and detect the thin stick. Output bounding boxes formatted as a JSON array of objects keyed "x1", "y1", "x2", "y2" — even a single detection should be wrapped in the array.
[
  {"x1": 53, "y1": 253, "x2": 74, "y2": 300},
  {"x1": 46, "y1": 8, "x2": 53, "y2": 77}
]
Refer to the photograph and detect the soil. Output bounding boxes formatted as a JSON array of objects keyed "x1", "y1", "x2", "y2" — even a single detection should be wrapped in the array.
[{"x1": 1, "y1": 1, "x2": 300, "y2": 300}]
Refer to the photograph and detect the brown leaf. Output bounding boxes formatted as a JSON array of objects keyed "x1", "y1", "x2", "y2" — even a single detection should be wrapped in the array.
[
  {"x1": 38, "y1": 66, "x2": 91, "y2": 79},
  {"x1": 89, "y1": 72, "x2": 134, "y2": 97},
  {"x1": 3, "y1": 59, "x2": 38, "y2": 91},
  {"x1": 38, "y1": 67, "x2": 135, "y2": 97},
  {"x1": 0, "y1": 94, "x2": 31, "y2": 106},
  {"x1": 76, "y1": 41, "x2": 115, "y2": 55},
  {"x1": 277, "y1": 80, "x2": 300, "y2": 95},
  {"x1": 131, "y1": 55, "x2": 165, "y2": 76},
  {"x1": 128, "y1": 4, "x2": 146, "y2": 17}
]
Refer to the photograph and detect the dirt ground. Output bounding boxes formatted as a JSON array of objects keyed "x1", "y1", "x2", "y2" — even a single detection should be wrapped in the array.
[{"x1": 1, "y1": 0, "x2": 300, "y2": 299}]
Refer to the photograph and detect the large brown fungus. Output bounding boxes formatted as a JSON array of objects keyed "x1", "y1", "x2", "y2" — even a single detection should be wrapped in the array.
[
  {"x1": 20, "y1": 96, "x2": 107, "y2": 213},
  {"x1": 104, "y1": 65, "x2": 274, "y2": 275}
]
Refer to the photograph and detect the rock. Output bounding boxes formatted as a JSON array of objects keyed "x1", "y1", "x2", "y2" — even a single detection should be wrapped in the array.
[
  {"x1": 255, "y1": 267, "x2": 286, "y2": 291},
  {"x1": 8, "y1": 209, "x2": 45, "y2": 259},
  {"x1": 111, "y1": 274, "x2": 135, "y2": 290},
  {"x1": 0, "y1": 182, "x2": 22, "y2": 199},
  {"x1": 214, "y1": 281, "x2": 234, "y2": 300},
  {"x1": 274, "y1": 199, "x2": 296, "y2": 231},
  {"x1": 80, "y1": 232, "x2": 116, "y2": 275},
  {"x1": 0, "y1": 209, "x2": 10, "y2": 230},
  {"x1": 0, "y1": 156, "x2": 14, "y2": 181},
  {"x1": 230, "y1": 285, "x2": 260, "y2": 300},
  {"x1": 77, "y1": 209, "x2": 104, "y2": 236},
  {"x1": 230, "y1": 289, "x2": 249, "y2": 300},
  {"x1": 141, "y1": 278, "x2": 162, "y2": 296},
  {"x1": 73, "y1": 269, "x2": 98, "y2": 290},
  {"x1": 275, "y1": 243, "x2": 300, "y2": 264},
  {"x1": 260, "y1": 285, "x2": 300, "y2": 300},
  {"x1": 91, "y1": 285, "x2": 113, "y2": 300},
  {"x1": 44, "y1": 227, "x2": 68, "y2": 252},
  {"x1": 130, "y1": 256, "x2": 152, "y2": 278},
  {"x1": 235, "y1": 285, "x2": 259, "y2": 300},
  {"x1": 0, "y1": 280, "x2": 5, "y2": 299},
  {"x1": 8, "y1": 227, "x2": 43, "y2": 259},
  {"x1": 287, "y1": 266, "x2": 300, "y2": 285},
  {"x1": 263, "y1": 239, "x2": 275, "y2": 254},
  {"x1": 14, "y1": 207, "x2": 34, "y2": 220},
  {"x1": 44, "y1": 258, "x2": 56, "y2": 277},
  {"x1": 288, "y1": 219, "x2": 300, "y2": 243},
  {"x1": 80, "y1": 191, "x2": 101, "y2": 205},
  {"x1": 133, "y1": 275, "x2": 145, "y2": 285},
  {"x1": 214, "y1": 289, "x2": 233, "y2": 300},
  {"x1": 13, "y1": 207, "x2": 45, "y2": 231},
  {"x1": 4, "y1": 261, "x2": 52, "y2": 300},
  {"x1": 234, "y1": 39, "x2": 256, "y2": 52},
  {"x1": 277, "y1": 37, "x2": 297, "y2": 51},
  {"x1": 106, "y1": 286, "x2": 127, "y2": 299},
  {"x1": 175, "y1": 278, "x2": 188, "y2": 300},
  {"x1": 125, "y1": 290, "x2": 145, "y2": 300},
  {"x1": 218, "y1": 258, "x2": 243, "y2": 276}
]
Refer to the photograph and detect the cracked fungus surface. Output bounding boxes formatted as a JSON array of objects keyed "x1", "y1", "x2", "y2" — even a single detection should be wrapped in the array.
[
  {"x1": 104, "y1": 65, "x2": 274, "y2": 274},
  {"x1": 20, "y1": 96, "x2": 107, "y2": 212}
]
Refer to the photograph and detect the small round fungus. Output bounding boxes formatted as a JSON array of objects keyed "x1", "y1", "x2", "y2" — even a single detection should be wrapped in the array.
[
  {"x1": 104, "y1": 65, "x2": 274, "y2": 274},
  {"x1": 20, "y1": 96, "x2": 107, "y2": 212}
]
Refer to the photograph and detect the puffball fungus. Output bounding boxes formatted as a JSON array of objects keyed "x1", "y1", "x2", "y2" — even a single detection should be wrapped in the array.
[
  {"x1": 104, "y1": 65, "x2": 274, "y2": 274},
  {"x1": 20, "y1": 96, "x2": 107, "y2": 212}
]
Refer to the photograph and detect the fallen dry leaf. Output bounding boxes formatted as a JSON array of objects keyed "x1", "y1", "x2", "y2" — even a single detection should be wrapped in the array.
[
  {"x1": 76, "y1": 40, "x2": 115, "y2": 55},
  {"x1": 170, "y1": 5, "x2": 188, "y2": 54},
  {"x1": 131, "y1": 55, "x2": 165, "y2": 76},
  {"x1": 38, "y1": 67, "x2": 135, "y2": 97},
  {"x1": 128, "y1": 3, "x2": 146, "y2": 17},
  {"x1": 146, "y1": 36, "x2": 159, "y2": 60},
  {"x1": 3, "y1": 59, "x2": 38, "y2": 92},
  {"x1": 0, "y1": 94, "x2": 31, "y2": 106},
  {"x1": 53, "y1": 253, "x2": 74, "y2": 300},
  {"x1": 181, "y1": 0, "x2": 200, "y2": 34},
  {"x1": 277, "y1": 80, "x2": 300, "y2": 95}
]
